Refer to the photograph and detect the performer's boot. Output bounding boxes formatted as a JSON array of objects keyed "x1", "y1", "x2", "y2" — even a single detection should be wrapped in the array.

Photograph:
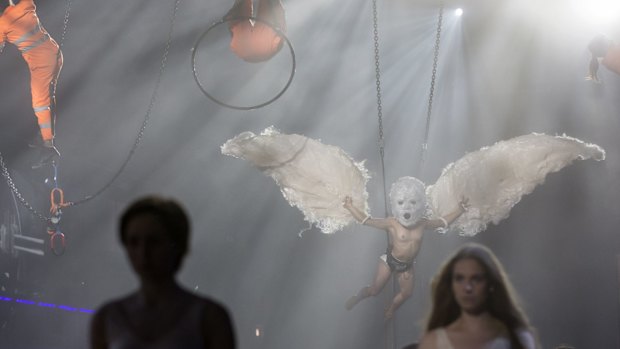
[{"x1": 32, "y1": 139, "x2": 60, "y2": 169}]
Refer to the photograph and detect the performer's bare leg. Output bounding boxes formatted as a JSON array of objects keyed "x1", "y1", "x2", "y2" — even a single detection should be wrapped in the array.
[
  {"x1": 346, "y1": 260, "x2": 391, "y2": 310},
  {"x1": 225, "y1": 0, "x2": 252, "y2": 20},
  {"x1": 384, "y1": 269, "x2": 414, "y2": 319},
  {"x1": 257, "y1": 0, "x2": 286, "y2": 30}
]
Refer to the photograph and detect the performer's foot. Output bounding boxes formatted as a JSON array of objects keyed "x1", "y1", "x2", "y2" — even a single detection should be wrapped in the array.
[
  {"x1": 384, "y1": 306, "x2": 395, "y2": 320},
  {"x1": 43, "y1": 140, "x2": 61, "y2": 155},
  {"x1": 32, "y1": 140, "x2": 60, "y2": 169},
  {"x1": 224, "y1": 0, "x2": 248, "y2": 21},
  {"x1": 345, "y1": 294, "x2": 361, "y2": 310}
]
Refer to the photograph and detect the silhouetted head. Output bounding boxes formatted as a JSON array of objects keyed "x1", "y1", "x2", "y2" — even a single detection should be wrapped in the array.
[
  {"x1": 120, "y1": 196, "x2": 190, "y2": 277},
  {"x1": 588, "y1": 34, "x2": 611, "y2": 58}
]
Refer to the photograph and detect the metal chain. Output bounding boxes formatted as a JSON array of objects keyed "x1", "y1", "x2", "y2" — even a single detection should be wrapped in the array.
[
  {"x1": 0, "y1": 154, "x2": 49, "y2": 222},
  {"x1": 372, "y1": 3, "x2": 396, "y2": 349},
  {"x1": 372, "y1": 0, "x2": 389, "y2": 217},
  {"x1": 419, "y1": 3, "x2": 443, "y2": 172},
  {"x1": 67, "y1": 0, "x2": 181, "y2": 207},
  {"x1": 58, "y1": 0, "x2": 72, "y2": 50}
]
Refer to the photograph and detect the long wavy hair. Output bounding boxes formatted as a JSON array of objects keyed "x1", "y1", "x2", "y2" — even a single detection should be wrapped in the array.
[{"x1": 425, "y1": 243, "x2": 535, "y2": 349}]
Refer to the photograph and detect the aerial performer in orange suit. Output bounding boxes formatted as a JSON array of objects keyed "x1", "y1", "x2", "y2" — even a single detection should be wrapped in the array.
[
  {"x1": 224, "y1": 0, "x2": 286, "y2": 63},
  {"x1": 586, "y1": 34, "x2": 620, "y2": 82},
  {"x1": 1, "y1": 0, "x2": 63, "y2": 165}
]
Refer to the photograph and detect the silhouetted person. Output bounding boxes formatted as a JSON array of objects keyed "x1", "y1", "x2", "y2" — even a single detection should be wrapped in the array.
[
  {"x1": 418, "y1": 243, "x2": 538, "y2": 349},
  {"x1": 90, "y1": 195, "x2": 236, "y2": 349}
]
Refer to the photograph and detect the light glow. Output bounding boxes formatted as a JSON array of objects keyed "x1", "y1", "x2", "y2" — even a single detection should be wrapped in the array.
[{"x1": 571, "y1": 0, "x2": 620, "y2": 25}]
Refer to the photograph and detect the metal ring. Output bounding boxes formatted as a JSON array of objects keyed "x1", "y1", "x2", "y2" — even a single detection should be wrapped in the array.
[
  {"x1": 49, "y1": 231, "x2": 66, "y2": 256},
  {"x1": 191, "y1": 16, "x2": 296, "y2": 110}
]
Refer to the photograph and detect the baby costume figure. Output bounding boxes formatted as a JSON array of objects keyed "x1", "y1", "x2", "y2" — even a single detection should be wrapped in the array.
[{"x1": 344, "y1": 177, "x2": 465, "y2": 319}]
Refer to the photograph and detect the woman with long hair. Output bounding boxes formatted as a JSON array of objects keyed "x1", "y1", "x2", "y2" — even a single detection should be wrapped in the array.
[{"x1": 418, "y1": 243, "x2": 538, "y2": 349}]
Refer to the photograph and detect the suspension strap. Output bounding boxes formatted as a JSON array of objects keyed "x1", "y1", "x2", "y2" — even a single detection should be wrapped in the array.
[{"x1": 418, "y1": 4, "x2": 443, "y2": 173}]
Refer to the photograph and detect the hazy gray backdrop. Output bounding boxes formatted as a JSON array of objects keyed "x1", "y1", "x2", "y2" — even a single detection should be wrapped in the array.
[{"x1": 1, "y1": 0, "x2": 619, "y2": 348}]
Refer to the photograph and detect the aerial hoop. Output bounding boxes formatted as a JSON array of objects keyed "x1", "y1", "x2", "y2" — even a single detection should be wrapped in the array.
[{"x1": 191, "y1": 16, "x2": 296, "y2": 110}]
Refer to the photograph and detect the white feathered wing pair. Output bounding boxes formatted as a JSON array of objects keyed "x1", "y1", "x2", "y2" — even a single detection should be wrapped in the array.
[{"x1": 221, "y1": 127, "x2": 605, "y2": 236}]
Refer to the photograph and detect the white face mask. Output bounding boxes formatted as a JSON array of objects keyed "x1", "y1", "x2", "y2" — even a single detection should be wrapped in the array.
[{"x1": 389, "y1": 177, "x2": 427, "y2": 228}]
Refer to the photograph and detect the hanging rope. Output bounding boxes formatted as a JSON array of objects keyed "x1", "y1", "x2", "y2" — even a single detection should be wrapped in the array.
[
  {"x1": 0, "y1": 0, "x2": 182, "y2": 221},
  {"x1": 418, "y1": 4, "x2": 443, "y2": 173}
]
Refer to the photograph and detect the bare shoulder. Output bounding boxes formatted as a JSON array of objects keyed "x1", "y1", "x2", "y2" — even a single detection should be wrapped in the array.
[
  {"x1": 90, "y1": 299, "x2": 125, "y2": 349},
  {"x1": 193, "y1": 294, "x2": 234, "y2": 330},
  {"x1": 517, "y1": 329, "x2": 538, "y2": 349},
  {"x1": 197, "y1": 296, "x2": 230, "y2": 319},
  {"x1": 417, "y1": 329, "x2": 439, "y2": 349},
  {"x1": 196, "y1": 295, "x2": 236, "y2": 349}
]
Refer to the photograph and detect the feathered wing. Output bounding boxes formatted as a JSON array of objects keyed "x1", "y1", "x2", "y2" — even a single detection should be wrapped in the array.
[
  {"x1": 221, "y1": 127, "x2": 370, "y2": 234},
  {"x1": 426, "y1": 133, "x2": 605, "y2": 236}
]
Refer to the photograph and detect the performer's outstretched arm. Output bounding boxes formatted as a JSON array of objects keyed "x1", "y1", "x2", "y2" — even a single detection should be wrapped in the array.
[
  {"x1": 343, "y1": 196, "x2": 392, "y2": 230},
  {"x1": 425, "y1": 198, "x2": 467, "y2": 230}
]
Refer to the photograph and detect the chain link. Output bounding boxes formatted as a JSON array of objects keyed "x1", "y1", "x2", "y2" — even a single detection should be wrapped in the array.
[
  {"x1": 372, "y1": 0, "x2": 390, "y2": 220},
  {"x1": 419, "y1": 4, "x2": 443, "y2": 171},
  {"x1": 0, "y1": 154, "x2": 49, "y2": 222},
  {"x1": 372, "y1": 0, "x2": 384, "y2": 156},
  {"x1": 59, "y1": 0, "x2": 72, "y2": 50}
]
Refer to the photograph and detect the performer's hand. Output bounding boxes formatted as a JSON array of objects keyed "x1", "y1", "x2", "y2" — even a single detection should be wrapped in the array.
[
  {"x1": 343, "y1": 196, "x2": 353, "y2": 209},
  {"x1": 459, "y1": 197, "x2": 470, "y2": 212}
]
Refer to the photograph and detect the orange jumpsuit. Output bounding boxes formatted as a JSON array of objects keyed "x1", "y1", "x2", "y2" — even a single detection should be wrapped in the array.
[
  {"x1": 602, "y1": 43, "x2": 620, "y2": 76},
  {"x1": 226, "y1": 0, "x2": 286, "y2": 63},
  {"x1": 1, "y1": 0, "x2": 63, "y2": 142}
]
